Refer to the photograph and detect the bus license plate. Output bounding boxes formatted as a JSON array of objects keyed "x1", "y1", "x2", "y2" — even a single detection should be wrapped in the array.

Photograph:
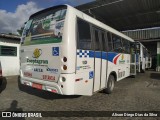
[{"x1": 32, "y1": 83, "x2": 42, "y2": 90}]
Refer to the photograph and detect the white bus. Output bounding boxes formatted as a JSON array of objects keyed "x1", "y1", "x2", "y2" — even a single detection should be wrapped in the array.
[
  {"x1": 135, "y1": 42, "x2": 152, "y2": 73},
  {"x1": 20, "y1": 5, "x2": 136, "y2": 96}
]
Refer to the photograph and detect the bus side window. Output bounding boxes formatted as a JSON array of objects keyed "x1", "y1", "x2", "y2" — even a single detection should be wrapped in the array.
[
  {"x1": 107, "y1": 32, "x2": 113, "y2": 51},
  {"x1": 122, "y1": 39, "x2": 130, "y2": 54},
  {"x1": 143, "y1": 48, "x2": 146, "y2": 57},
  {"x1": 77, "y1": 18, "x2": 92, "y2": 50},
  {"x1": 136, "y1": 43, "x2": 140, "y2": 54},
  {"x1": 112, "y1": 34, "x2": 122, "y2": 53},
  {"x1": 94, "y1": 30, "x2": 100, "y2": 51},
  {"x1": 101, "y1": 32, "x2": 107, "y2": 51},
  {"x1": 130, "y1": 42, "x2": 135, "y2": 54}
]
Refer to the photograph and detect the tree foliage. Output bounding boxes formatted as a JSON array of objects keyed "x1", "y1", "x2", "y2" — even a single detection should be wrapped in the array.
[{"x1": 17, "y1": 27, "x2": 24, "y2": 36}]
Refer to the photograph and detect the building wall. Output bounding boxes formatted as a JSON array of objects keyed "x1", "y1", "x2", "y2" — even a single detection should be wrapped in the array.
[{"x1": 0, "y1": 38, "x2": 20, "y2": 76}]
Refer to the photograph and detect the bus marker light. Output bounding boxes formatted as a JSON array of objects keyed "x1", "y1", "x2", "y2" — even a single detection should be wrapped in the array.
[
  {"x1": 85, "y1": 80, "x2": 88, "y2": 83},
  {"x1": 63, "y1": 57, "x2": 67, "y2": 62},
  {"x1": 63, "y1": 65, "x2": 67, "y2": 70},
  {"x1": 24, "y1": 82, "x2": 27, "y2": 85},
  {"x1": 75, "y1": 79, "x2": 80, "y2": 82},
  {"x1": 24, "y1": 81, "x2": 31, "y2": 86},
  {"x1": 75, "y1": 78, "x2": 83, "y2": 82},
  {"x1": 47, "y1": 88, "x2": 57, "y2": 93},
  {"x1": 51, "y1": 90, "x2": 57, "y2": 93},
  {"x1": 62, "y1": 77, "x2": 66, "y2": 82}
]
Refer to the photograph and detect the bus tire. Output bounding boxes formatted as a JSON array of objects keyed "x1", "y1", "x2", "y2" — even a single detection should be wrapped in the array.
[
  {"x1": 104, "y1": 75, "x2": 115, "y2": 94},
  {"x1": 0, "y1": 79, "x2": 2, "y2": 86}
]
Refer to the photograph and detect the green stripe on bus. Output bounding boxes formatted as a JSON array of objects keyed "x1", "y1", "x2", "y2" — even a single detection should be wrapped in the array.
[{"x1": 23, "y1": 38, "x2": 62, "y2": 46}]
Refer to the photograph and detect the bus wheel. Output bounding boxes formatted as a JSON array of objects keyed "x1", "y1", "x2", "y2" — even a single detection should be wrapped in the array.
[
  {"x1": 104, "y1": 75, "x2": 115, "y2": 94},
  {"x1": 0, "y1": 79, "x2": 2, "y2": 86}
]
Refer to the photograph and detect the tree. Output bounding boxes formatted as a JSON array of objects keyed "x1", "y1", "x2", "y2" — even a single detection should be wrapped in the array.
[{"x1": 17, "y1": 27, "x2": 24, "y2": 36}]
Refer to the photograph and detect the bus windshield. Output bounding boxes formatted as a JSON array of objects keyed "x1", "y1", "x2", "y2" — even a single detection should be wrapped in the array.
[{"x1": 21, "y1": 6, "x2": 67, "y2": 45}]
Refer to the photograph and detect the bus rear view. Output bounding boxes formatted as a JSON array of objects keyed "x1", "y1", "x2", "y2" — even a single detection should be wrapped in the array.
[
  {"x1": 20, "y1": 5, "x2": 68, "y2": 94},
  {"x1": 20, "y1": 5, "x2": 136, "y2": 96}
]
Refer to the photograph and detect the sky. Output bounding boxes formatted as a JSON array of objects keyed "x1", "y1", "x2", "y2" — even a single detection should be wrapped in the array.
[{"x1": 0, "y1": 0, "x2": 94, "y2": 34}]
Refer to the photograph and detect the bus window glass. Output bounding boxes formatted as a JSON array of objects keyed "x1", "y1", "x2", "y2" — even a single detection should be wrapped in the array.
[
  {"x1": 143, "y1": 47, "x2": 146, "y2": 57},
  {"x1": 77, "y1": 19, "x2": 92, "y2": 50},
  {"x1": 112, "y1": 34, "x2": 122, "y2": 52},
  {"x1": 101, "y1": 32, "x2": 106, "y2": 51},
  {"x1": 122, "y1": 39, "x2": 130, "y2": 53},
  {"x1": 59, "y1": 9, "x2": 66, "y2": 20},
  {"x1": 22, "y1": 6, "x2": 67, "y2": 45},
  {"x1": 146, "y1": 49, "x2": 148, "y2": 57},
  {"x1": 136, "y1": 43, "x2": 140, "y2": 54},
  {"x1": 130, "y1": 42, "x2": 135, "y2": 54},
  {"x1": 95, "y1": 30, "x2": 100, "y2": 51},
  {"x1": 107, "y1": 32, "x2": 112, "y2": 51}
]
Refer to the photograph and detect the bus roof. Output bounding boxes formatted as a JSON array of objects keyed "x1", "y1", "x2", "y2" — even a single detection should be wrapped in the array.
[{"x1": 69, "y1": 5, "x2": 134, "y2": 42}]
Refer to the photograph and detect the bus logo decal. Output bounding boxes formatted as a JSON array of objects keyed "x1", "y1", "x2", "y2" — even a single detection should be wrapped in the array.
[
  {"x1": 89, "y1": 71, "x2": 94, "y2": 79},
  {"x1": 113, "y1": 54, "x2": 121, "y2": 64},
  {"x1": 52, "y1": 47, "x2": 59, "y2": 56},
  {"x1": 121, "y1": 54, "x2": 124, "y2": 60},
  {"x1": 32, "y1": 48, "x2": 42, "y2": 58},
  {"x1": 119, "y1": 54, "x2": 125, "y2": 64}
]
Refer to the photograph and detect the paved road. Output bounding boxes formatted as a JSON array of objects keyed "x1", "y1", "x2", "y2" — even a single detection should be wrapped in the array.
[{"x1": 0, "y1": 70, "x2": 160, "y2": 120}]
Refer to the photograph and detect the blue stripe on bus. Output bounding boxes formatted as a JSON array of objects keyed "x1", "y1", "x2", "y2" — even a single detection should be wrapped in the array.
[
  {"x1": 102, "y1": 52, "x2": 107, "y2": 60},
  {"x1": 95, "y1": 51, "x2": 101, "y2": 58},
  {"x1": 89, "y1": 51, "x2": 94, "y2": 58},
  {"x1": 89, "y1": 51, "x2": 107, "y2": 60},
  {"x1": 107, "y1": 52, "x2": 118, "y2": 62},
  {"x1": 90, "y1": 51, "x2": 118, "y2": 62},
  {"x1": 77, "y1": 50, "x2": 118, "y2": 63}
]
